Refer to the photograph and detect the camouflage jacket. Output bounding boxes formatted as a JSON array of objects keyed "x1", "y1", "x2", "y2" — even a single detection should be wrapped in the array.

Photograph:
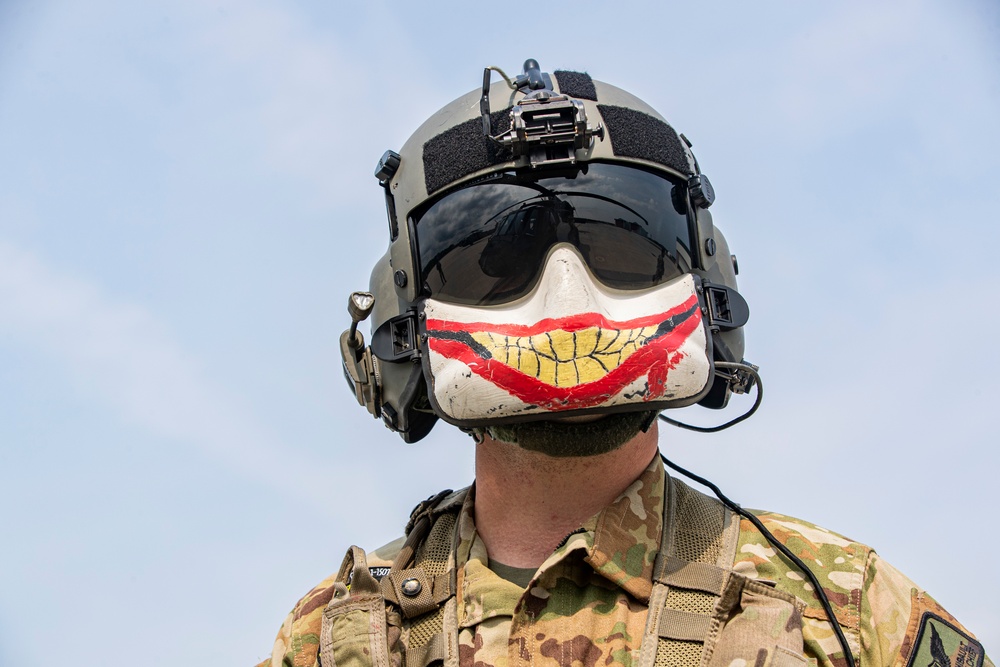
[{"x1": 258, "y1": 458, "x2": 990, "y2": 667}]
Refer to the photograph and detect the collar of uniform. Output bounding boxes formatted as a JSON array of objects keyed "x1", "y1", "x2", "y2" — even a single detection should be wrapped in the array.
[
  {"x1": 579, "y1": 454, "x2": 664, "y2": 603},
  {"x1": 455, "y1": 454, "x2": 665, "y2": 623},
  {"x1": 456, "y1": 487, "x2": 524, "y2": 628}
]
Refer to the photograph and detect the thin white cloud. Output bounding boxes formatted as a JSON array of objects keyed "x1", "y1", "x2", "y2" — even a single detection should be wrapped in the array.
[{"x1": 0, "y1": 238, "x2": 339, "y2": 509}]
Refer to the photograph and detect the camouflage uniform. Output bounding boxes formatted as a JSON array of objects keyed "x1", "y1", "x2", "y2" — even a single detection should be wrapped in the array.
[{"x1": 258, "y1": 457, "x2": 990, "y2": 667}]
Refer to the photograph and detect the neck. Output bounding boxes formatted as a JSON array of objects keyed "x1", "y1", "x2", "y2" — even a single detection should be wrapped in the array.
[{"x1": 473, "y1": 420, "x2": 659, "y2": 568}]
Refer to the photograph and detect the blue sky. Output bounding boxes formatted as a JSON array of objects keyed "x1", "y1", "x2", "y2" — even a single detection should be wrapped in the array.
[{"x1": 1, "y1": 1, "x2": 998, "y2": 664}]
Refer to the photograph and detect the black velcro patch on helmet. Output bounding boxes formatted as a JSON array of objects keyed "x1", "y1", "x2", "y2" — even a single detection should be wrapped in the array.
[
  {"x1": 422, "y1": 109, "x2": 513, "y2": 195},
  {"x1": 554, "y1": 71, "x2": 597, "y2": 101},
  {"x1": 597, "y1": 104, "x2": 691, "y2": 175}
]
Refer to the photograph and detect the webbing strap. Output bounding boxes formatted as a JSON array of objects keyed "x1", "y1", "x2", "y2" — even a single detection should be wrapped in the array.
[
  {"x1": 341, "y1": 545, "x2": 382, "y2": 595},
  {"x1": 404, "y1": 633, "x2": 446, "y2": 667},
  {"x1": 396, "y1": 489, "x2": 466, "y2": 667},
  {"x1": 638, "y1": 473, "x2": 739, "y2": 667},
  {"x1": 384, "y1": 569, "x2": 437, "y2": 619},
  {"x1": 657, "y1": 608, "x2": 713, "y2": 642},
  {"x1": 432, "y1": 572, "x2": 453, "y2": 604},
  {"x1": 660, "y1": 556, "x2": 726, "y2": 595},
  {"x1": 381, "y1": 571, "x2": 453, "y2": 614}
]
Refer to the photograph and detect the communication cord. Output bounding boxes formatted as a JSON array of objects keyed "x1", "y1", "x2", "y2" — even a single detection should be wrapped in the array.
[
  {"x1": 656, "y1": 451, "x2": 857, "y2": 667},
  {"x1": 659, "y1": 362, "x2": 763, "y2": 433}
]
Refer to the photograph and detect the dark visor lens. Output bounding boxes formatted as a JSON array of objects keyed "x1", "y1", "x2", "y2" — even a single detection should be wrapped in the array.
[{"x1": 414, "y1": 163, "x2": 692, "y2": 305}]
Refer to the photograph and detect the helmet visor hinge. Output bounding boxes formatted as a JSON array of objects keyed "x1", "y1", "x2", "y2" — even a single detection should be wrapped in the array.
[
  {"x1": 687, "y1": 174, "x2": 715, "y2": 208},
  {"x1": 371, "y1": 310, "x2": 422, "y2": 362},
  {"x1": 702, "y1": 282, "x2": 749, "y2": 331}
]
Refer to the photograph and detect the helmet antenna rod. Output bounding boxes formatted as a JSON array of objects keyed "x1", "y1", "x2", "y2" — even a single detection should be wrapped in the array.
[
  {"x1": 480, "y1": 68, "x2": 494, "y2": 136},
  {"x1": 480, "y1": 60, "x2": 546, "y2": 137},
  {"x1": 480, "y1": 64, "x2": 519, "y2": 136}
]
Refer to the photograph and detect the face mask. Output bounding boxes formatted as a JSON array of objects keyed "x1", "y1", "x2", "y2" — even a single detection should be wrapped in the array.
[{"x1": 421, "y1": 246, "x2": 712, "y2": 426}]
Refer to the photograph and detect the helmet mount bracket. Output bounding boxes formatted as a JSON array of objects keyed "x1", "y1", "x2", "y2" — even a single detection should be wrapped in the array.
[
  {"x1": 340, "y1": 328, "x2": 380, "y2": 418},
  {"x1": 481, "y1": 60, "x2": 604, "y2": 169}
]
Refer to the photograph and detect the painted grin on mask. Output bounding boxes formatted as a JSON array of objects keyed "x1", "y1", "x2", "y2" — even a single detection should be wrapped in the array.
[{"x1": 425, "y1": 294, "x2": 702, "y2": 411}]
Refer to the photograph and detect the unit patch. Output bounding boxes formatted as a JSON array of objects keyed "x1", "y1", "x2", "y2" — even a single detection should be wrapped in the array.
[{"x1": 905, "y1": 613, "x2": 984, "y2": 667}]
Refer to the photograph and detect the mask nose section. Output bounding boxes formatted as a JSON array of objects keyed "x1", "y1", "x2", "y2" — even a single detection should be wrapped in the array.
[{"x1": 535, "y1": 246, "x2": 602, "y2": 314}]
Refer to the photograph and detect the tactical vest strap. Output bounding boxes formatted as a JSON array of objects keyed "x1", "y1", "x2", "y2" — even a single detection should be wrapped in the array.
[
  {"x1": 658, "y1": 556, "x2": 727, "y2": 595},
  {"x1": 431, "y1": 573, "x2": 452, "y2": 604},
  {"x1": 380, "y1": 570, "x2": 454, "y2": 617},
  {"x1": 404, "y1": 633, "x2": 447, "y2": 667},
  {"x1": 392, "y1": 489, "x2": 455, "y2": 583},
  {"x1": 342, "y1": 545, "x2": 384, "y2": 595},
  {"x1": 641, "y1": 476, "x2": 809, "y2": 667},
  {"x1": 405, "y1": 489, "x2": 456, "y2": 537},
  {"x1": 638, "y1": 475, "x2": 740, "y2": 667},
  {"x1": 396, "y1": 489, "x2": 466, "y2": 667},
  {"x1": 384, "y1": 568, "x2": 438, "y2": 618},
  {"x1": 657, "y1": 608, "x2": 714, "y2": 642}
]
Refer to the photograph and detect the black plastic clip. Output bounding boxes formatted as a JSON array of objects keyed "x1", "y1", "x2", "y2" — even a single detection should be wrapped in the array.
[
  {"x1": 688, "y1": 174, "x2": 715, "y2": 209},
  {"x1": 514, "y1": 58, "x2": 548, "y2": 91},
  {"x1": 371, "y1": 311, "x2": 421, "y2": 362},
  {"x1": 480, "y1": 68, "x2": 493, "y2": 135},
  {"x1": 703, "y1": 282, "x2": 749, "y2": 330},
  {"x1": 728, "y1": 360, "x2": 758, "y2": 395}
]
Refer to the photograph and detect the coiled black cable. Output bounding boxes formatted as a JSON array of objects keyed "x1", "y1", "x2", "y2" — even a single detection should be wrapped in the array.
[{"x1": 659, "y1": 362, "x2": 763, "y2": 433}]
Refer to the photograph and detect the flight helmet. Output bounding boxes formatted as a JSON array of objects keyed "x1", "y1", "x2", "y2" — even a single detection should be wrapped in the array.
[{"x1": 341, "y1": 60, "x2": 751, "y2": 443}]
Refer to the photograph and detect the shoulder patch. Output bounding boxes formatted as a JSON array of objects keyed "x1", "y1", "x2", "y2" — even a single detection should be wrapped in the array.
[{"x1": 905, "y1": 613, "x2": 984, "y2": 667}]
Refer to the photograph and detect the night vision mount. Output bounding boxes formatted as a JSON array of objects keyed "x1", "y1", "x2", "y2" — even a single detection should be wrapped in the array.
[{"x1": 481, "y1": 59, "x2": 605, "y2": 169}]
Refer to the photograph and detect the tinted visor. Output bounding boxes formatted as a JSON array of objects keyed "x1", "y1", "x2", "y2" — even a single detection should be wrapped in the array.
[{"x1": 414, "y1": 163, "x2": 694, "y2": 305}]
